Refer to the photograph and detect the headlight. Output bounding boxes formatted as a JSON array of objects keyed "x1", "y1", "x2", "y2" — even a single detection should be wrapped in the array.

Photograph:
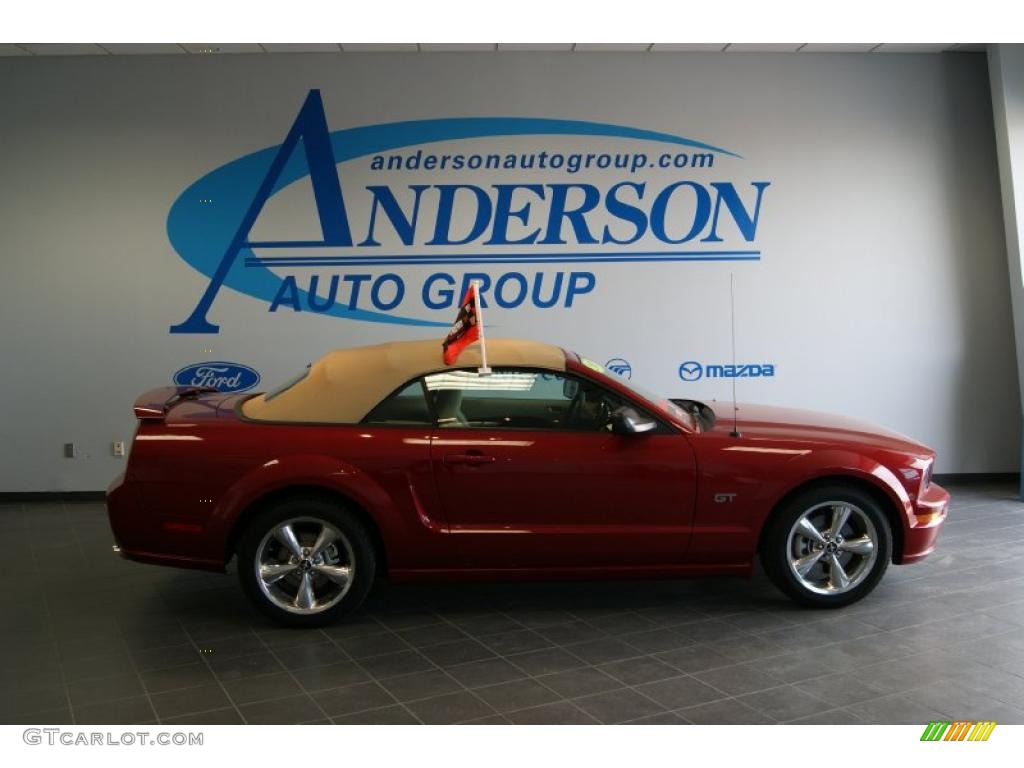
[{"x1": 921, "y1": 461, "x2": 933, "y2": 492}]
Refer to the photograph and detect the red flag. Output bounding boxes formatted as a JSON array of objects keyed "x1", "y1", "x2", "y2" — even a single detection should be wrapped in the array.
[{"x1": 442, "y1": 285, "x2": 480, "y2": 365}]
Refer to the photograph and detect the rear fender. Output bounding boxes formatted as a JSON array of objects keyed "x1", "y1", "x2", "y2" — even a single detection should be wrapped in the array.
[{"x1": 209, "y1": 453, "x2": 399, "y2": 552}]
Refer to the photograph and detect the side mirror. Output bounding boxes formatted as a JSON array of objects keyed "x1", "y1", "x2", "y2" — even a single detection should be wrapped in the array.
[{"x1": 609, "y1": 405, "x2": 658, "y2": 435}]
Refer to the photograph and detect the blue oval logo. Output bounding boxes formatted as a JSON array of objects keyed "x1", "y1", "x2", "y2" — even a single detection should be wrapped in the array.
[{"x1": 173, "y1": 361, "x2": 261, "y2": 393}]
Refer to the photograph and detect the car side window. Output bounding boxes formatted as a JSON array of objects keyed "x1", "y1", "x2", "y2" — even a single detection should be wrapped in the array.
[
  {"x1": 422, "y1": 368, "x2": 629, "y2": 431},
  {"x1": 362, "y1": 380, "x2": 432, "y2": 426}
]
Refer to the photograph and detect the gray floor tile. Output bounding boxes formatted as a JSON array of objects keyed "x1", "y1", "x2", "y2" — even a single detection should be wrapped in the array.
[
  {"x1": 563, "y1": 638, "x2": 640, "y2": 665},
  {"x1": 404, "y1": 691, "x2": 497, "y2": 724},
  {"x1": 419, "y1": 639, "x2": 497, "y2": 667},
  {"x1": 678, "y1": 697, "x2": 774, "y2": 724},
  {"x1": 274, "y1": 641, "x2": 347, "y2": 671},
  {"x1": 67, "y1": 673, "x2": 144, "y2": 707},
  {"x1": 473, "y1": 678, "x2": 561, "y2": 713},
  {"x1": 738, "y1": 685, "x2": 834, "y2": 721},
  {"x1": 636, "y1": 675, "x2": 724, "y2": 709},
  {"x1": 506, "y1": 701, "x2": 599, "y2": 724},
  {"x1": 223, "y1": 672, "x2": 303, "y2": 704},
  {"x1": 599, "y1": 656, "x2": 683, "y2": 686},
  {"x1": 357, "y1": 650, "x2": 436, "y2": 679},
  {"x1": 692, "y1": 663, "x2": 784, "y2": 697},
  {"x1": 445, "y1": 658, "x2": 528, "y2": 688},
  {"x1": 573, "y1": 688, "x2": 666, "y2": 724},
  {"x1": 164, "y1": 707, "x2": 245, "y2": 725},
  {"x1": 140, "y1": 662, "x2": 216, "y2": 693},
  {"x1": 74, "y1": 695, "x2": 156, "y2": 724},
  {"x1": 313, "y1": 681, "x2": 397, "y2": 718},
  {"x1": 846, "y1": 693, "x2": 952, "y2": 725},
  {"x1": 332, "y1": 704, "x2": 420, "y2": 724},
  {"x1": 208, "y1": 651, "x2": 285, "y2": 681},
  {"x1": 150, "y1": 683, "x2": 232, "y2": 719},
  {"x1": 291, "y1": 661, "x2": 369, "y2": 692},
  {"x1": 379, "y1": 670, "x2": 463, "y2": 702},
  {"x1": 505, "y1": 648, "x2": 588, "y2": 676},
  {"x1": 239, "y1": 694, "x2": 325, "y2": 724}
]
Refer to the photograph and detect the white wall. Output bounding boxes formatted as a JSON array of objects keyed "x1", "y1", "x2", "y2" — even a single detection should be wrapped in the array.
[{"x1": 0, "y1": 51, "x2": 1017, "y2": 490}]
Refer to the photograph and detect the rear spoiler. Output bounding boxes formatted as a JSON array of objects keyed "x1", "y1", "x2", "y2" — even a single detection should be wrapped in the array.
[{"x1": 133, "y1": 386, "x2": 219, "y2": 421}]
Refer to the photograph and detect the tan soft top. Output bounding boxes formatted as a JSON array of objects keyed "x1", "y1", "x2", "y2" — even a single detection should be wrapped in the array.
[{"x1": 242, "y1": 338, "x2": 567, "y2": 424}]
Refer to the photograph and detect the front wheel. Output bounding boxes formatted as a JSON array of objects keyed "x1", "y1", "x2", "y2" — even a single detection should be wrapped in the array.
[
  {"x1": 760, "y1": 485, "x2": 892, "y2": 608},
  {"x1": 237, "y1": 496, "x2": 376, "y2": 627}
]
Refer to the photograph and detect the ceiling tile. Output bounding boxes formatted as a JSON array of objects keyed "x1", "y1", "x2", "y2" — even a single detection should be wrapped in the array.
[
  {"x1": 872, "y1": 43, "x2": 956, "y2": 53},
  {"x1": 419, "y1": 43, "x2": 497, "y2": 51},
  {"x1": 101, "y1": 43, "x2": 186, "y2": 55},
  {"x1": 260, "y1": 43, "x2": 342, "y2": 53},
  {"x1": 497, "y1": 43, "x2": 574, "y2": 51},
  {"x1": 573, "y1": 43, "x2": 650, "y2": 51},
  {"x1": 724, "y1": 43, "x2": 804, "y2": 52},
  {"x1": 0, "y1": 44, "x2": 31, "y2": 56},
  {"x1": 181, "y1": 43, "x2": 264, "y2": 54},
  {"x1": 340, "y1": 43, "x2": 419, "y2": 52},
  {"x1": 800, "y1": 43, "x2": 878, "y2": 53},
  {"x1": 18, "y1": 43, "x2": 108, "y2": 56},
  {"x1": 650, "y1": 43, "x2": 727, "y2": 52}
]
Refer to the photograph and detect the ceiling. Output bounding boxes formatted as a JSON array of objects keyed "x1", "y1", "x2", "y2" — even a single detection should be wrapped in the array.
[{"x1": 0, "y1": 43, "x2": 988, "y2": 57}]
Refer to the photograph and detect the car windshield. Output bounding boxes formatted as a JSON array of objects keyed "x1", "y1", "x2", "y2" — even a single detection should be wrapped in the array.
[{"x1": 574, "y1": 355, "x2": 689, "y2": 423}]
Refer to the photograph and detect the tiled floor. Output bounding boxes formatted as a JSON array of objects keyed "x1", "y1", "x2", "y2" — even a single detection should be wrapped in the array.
[{"x1": 3, "y1": 481, "x2": 1024, "y2": 725}]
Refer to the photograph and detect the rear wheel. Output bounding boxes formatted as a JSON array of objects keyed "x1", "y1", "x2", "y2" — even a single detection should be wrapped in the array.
[
  {"x1": 237, "y1": 496, "x2": 376, "y2": 627},
  {"x1": 760, "y1": 484, "x2": 891, "y2": 608}
]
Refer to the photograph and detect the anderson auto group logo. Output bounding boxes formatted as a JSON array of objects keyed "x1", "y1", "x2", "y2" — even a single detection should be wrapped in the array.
[{"x1": 168, "y1": 89, "x2": 771, "y2": 334}]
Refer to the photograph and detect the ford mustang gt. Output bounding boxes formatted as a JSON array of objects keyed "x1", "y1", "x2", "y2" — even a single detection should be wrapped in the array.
[{"x1": 107, "y1": 339, "x2": 948, "y2": 626}]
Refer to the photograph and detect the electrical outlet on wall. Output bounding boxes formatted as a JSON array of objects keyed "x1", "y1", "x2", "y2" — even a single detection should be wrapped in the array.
[
  {"x1": 63, "y1": 442, "x2": 75, "y2": 458},
  {"x1": 112, "y1": 441, "x2": 126, "y2": 457}
]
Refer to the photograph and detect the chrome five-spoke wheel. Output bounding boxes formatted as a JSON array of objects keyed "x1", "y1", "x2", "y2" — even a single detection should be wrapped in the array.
[
  {"x1": 256, "y1": 517, "x2": 355, "y2": 614},
  {"x1": 761, "y1": 484, "x2": 892, "y2": 608},
  {"x1": 787, "y1": 502, "x2": 878, "y2": 595},
  {"x1": 238, "y1": 496, "x2": 376, "y2": 626}
]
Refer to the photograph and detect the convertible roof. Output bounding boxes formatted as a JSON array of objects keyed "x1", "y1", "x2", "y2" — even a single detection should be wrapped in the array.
[{"x1": 241, "y1": 338, "x2": 567, "y2": 424}]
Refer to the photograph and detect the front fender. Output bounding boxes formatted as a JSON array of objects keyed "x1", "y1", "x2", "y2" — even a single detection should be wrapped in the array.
[{"x1": 766, "y1": 448, "x2": 914, "y2": 522}]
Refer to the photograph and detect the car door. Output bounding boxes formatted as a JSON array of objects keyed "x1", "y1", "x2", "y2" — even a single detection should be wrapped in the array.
[{"x1": 424, "y1": 367, "x2": 697, "y2": 569}]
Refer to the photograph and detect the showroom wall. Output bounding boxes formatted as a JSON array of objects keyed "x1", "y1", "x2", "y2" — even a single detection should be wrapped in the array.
[{"x1": 0, "y1": 50, "x2": 1016, "y2": 490}]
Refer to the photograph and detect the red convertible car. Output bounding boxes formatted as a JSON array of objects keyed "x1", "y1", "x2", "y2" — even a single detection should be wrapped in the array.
[{"x1": 107, "y1": 339, "x2": 948, "y2": 626}]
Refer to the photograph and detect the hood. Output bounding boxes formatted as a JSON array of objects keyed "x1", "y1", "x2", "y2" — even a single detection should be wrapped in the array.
[{"x1": 707, "y1": 402, "x2": 932, "y2": 456}]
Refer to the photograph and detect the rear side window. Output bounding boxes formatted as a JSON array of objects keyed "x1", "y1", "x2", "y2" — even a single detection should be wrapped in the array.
[{"x1": 362, "y1": 380, "x2": 432, "y2": 426}]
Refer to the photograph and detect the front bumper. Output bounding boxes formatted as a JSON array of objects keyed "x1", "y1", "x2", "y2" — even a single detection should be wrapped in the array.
[{"x1": 899, "y1": 481, "x2": 949, "y2": 564}]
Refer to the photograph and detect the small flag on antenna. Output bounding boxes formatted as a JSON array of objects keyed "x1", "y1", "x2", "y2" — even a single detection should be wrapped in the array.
[{"x1": 442, "y1": 281, "x2": 490, "y2": 373}]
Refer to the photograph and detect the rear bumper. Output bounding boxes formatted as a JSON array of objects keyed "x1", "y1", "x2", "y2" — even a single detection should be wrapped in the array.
[{"x1": 899, "y1": 481, "x2": 949, "y2": 564}]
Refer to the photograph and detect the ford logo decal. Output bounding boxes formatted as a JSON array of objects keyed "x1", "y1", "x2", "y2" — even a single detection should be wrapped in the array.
[{"x1": 173, "y1": 362, "x2": 261, "y2": 393}]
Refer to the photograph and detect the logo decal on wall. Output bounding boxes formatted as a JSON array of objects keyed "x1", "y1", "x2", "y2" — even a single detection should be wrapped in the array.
[
  {"x1": 173, "y1": 362, "x2": 261, "y2": 393},
  {"x1": 678, "y1": 361, "x2": 776, "y2": 381},
  {"x1": 605, "y1": 358, "x2": 633, "y2": 379},
  {"x1": 168, "y1": 89, "x2": 771, "y2": 334}
]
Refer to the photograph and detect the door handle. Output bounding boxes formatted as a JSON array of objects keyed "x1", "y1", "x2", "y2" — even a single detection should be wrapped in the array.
[{"x1": 444, "y1": 452, "x2": 495, "y2": 466}]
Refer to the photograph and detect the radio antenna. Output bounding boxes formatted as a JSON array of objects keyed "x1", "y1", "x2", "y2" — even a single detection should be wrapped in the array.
[{"x1": 729, "y1": 273, "x2": 741, "y2": 438}]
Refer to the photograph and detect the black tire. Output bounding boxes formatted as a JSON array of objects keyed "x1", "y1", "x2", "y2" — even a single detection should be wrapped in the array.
[
  {"x1": 237, "y1": 495, "x2": 376, "y2": 627},
  {"x1": 760, "y1": 484, "x2": 892, "y2": 608}
]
